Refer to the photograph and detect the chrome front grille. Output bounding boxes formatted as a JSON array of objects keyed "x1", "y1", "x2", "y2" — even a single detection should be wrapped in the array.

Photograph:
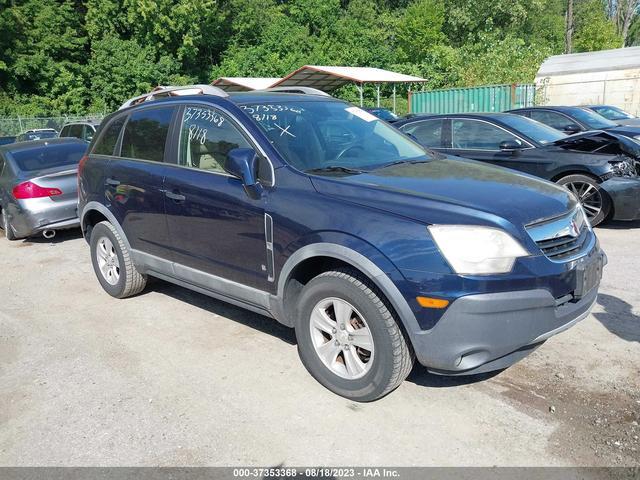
[
  {"x1": 526, "y1": 207, "x2": 593, "y2": 262},
  {"x1": 535, "y1": 224, "x2": 589, "y2": 260}
]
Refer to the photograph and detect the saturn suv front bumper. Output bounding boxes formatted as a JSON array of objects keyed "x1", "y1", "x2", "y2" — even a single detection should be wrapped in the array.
[{"x1": 404, "y1": 219, "x2": 605, "y2": 375}]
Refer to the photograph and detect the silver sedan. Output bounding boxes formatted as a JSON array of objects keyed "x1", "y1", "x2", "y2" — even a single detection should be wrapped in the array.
[{"x1": 0, "y1": 138, "x2": 87, "y2": 240}]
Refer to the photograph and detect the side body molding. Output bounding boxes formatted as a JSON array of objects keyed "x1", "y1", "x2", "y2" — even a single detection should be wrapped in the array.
[{"x1": 79, "y1": 207, "x2": 420, "y2": 340}]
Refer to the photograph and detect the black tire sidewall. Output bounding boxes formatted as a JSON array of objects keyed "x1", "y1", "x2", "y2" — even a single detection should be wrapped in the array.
[
  {"x1": 90, "y1": 223, "x2": 127, "y2": 297},
  {"x1": 557, "y1": 174, "x2": 610, "y2": 227},
  {"x1": 295, "y1": 273, "x2": 399, "y2": 401},
  {"x1": 2, "y1": 208, "x2": 16, "y2": 240}
]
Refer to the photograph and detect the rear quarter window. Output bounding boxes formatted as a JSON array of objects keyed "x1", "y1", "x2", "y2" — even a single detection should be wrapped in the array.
[{"x1": 93, "y1": 117, "x2": 126, "y2": 156}]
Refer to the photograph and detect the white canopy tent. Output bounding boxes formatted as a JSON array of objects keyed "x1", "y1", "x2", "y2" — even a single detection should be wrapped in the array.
[
  {"x1": 211, "y1": 77, "x2": 282, "y2": 92},
  {"x1": 270, "y1": 65, "x2": 427, "y2": 111}
]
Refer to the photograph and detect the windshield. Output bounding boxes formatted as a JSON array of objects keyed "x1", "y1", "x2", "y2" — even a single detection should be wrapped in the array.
[
  {"x1": 570, "y1": 108, "x2": 618, "y2": 129},
  {"x1": 11, "y1": 143, "x2": 86, "y2": 172},
  {"x1": 592, "y1": 106, "x2": 634, "y2": 121},
  {"x1": 240, "y1": 101, "x2": 428, "y2": 173},
  {"x1": 499, "y1": 114, "x2": 566, "y2": 144}
]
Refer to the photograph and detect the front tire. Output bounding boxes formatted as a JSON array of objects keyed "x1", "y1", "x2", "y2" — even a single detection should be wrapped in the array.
[
  {"x1": 90, "y1": 221, "x2": 147, "y2": 298},
  {"x1": 2, "y1": 208, "x2": 17, "y2": 241},
  {"x1": 556, "y1": 174, "x2": 611, "y2": 226},
  {"x1": 295, "y1": 268, "x2": 414, "y2": 401}
]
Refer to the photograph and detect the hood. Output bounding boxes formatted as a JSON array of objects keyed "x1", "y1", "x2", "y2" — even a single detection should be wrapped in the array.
[
  {"x1": 608, "y1": 125, "x2": 640, "y2": 138},
  {"x1": 553, "y1": 130, "x2": 640, "y2": 160},
  {"x1": 310, "y1": 158, "x2": 576, "y2": 228},
  {"x1": 615, "y1": 118, "x2": 640, "y2": 127}
]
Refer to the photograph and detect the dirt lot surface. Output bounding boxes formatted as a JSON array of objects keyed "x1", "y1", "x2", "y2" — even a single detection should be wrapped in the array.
[{"x1": 0, "y1": 222, "x2": 638, "y2": 467}]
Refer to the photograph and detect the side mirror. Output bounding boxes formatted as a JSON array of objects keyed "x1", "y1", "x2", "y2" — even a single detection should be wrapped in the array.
[
  {"x1": 224, "y1": 147, "x2": 262, "y2": 199},
  {"x1": 563, "y1": 124, "x2": 581, "y2": 134},
  {"x1": 499, "y1": 140, "x2": 524, "y2": 151}
]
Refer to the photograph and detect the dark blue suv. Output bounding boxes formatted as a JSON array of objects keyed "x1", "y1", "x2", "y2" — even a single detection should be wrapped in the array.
[{"x1": 78, "y1": 85, "x2": 606, "y2": 401}]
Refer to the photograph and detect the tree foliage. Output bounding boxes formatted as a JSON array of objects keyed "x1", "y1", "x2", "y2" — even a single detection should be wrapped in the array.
[{"x1": 0, "y1": 0, "x2": 636, "y2": 116}]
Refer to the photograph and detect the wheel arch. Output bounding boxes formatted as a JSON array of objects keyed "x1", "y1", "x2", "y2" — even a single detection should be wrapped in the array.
[
  {"x1": 550, "y1": 169, "x2": 602, "y2": 183},
  {"x1": 274, "y1": 243, "x2": 420, "y2": 338},
  {"x1": 80, "y1": 201, "x2": 131, "y2": 251}
]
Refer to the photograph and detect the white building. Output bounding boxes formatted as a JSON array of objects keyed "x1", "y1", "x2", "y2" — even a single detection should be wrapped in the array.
[{"x1": 535, "y1": 46, "x2": 640, "y2": 115}]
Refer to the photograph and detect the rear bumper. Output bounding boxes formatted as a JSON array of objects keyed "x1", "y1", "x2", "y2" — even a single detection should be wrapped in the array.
[
  {"x1": 410, "y1": 249, "x2": 605, "y2": 375},
  {"x1": 601, "y1": 177, "x2": 640, "y2": 221},
  {"x1": 7, "y1": 198, "x2": 79, "y2": 238}
]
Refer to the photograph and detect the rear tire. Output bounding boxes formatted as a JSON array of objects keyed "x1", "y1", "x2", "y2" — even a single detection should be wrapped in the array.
[
  {"x1": 556, "y1": 174, "x2": 610, "y2": 227},
  {"x1": 90, "y1": 221, "x2": 146, "y2": 298},
  {"x1": 294, "y1": 268, "x2": 414, "y2": 401},
  {"x1": 2, "y1": 208, "x2": 17, "y2": 241}
]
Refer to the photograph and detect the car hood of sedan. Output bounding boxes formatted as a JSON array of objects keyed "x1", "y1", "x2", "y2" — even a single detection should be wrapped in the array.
[
  {"x1": 553, "y1": 130, "x2": 640, "y2": 159},
  {"x1": 310, "y1": 157, "x2": 576, "y2": 228},
  {"x1": 615, "y1": 118, "x2": 640, "y2": 127}
]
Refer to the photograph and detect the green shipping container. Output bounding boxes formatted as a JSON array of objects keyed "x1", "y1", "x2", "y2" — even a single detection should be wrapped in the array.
[{"x1": 410, "y1": 84, "x2": 535, "y2": 114}]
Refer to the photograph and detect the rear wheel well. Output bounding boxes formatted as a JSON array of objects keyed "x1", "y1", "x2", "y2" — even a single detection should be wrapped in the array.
[{"x1": 82, "y1": 209, "x2": 108, "y2": 242}]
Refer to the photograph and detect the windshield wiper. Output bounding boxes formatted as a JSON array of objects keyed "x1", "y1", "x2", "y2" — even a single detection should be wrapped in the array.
[
  {"x1": 306, "y1": 166, "x2": 365, "y2": 175},
  {"x1": 373, "y1": 158, "x2": 431, "y2": 170}
]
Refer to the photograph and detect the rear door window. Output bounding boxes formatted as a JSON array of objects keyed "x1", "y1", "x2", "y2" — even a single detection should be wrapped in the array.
[
  {"x1": 400, "y1": 120, "x2": 445, "y2": 147},
  {"x1": 451, "y1": 119, "x2": 522, "y2": 150},
  {"x1": 60, "y1": 125, "x2": 70, "y2": 137},
  {"x1": 121, "y1": 107, "x2": 175, "y2": 162},
  {"x1": 530, "y1": 110, "x2": 573, "y2": 130}
]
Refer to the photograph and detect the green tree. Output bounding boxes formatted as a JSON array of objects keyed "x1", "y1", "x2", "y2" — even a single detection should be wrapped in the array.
[
  {"x1": 573, "y1": 0, "x2": 623, "y2": 51},
  {"x1": 88, "y1": 36, "x2": 183, "y2": 111},
  {"x1": 396, "y1": 0, "x2": 446, "y2": 63}
]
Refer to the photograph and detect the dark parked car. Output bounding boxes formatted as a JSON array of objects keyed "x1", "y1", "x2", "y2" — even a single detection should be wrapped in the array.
[
  {"x1": 507, "y1": 106, "x2": 640, "y2": 142},
  {"x1": 15, "y1": 128, "x2": 58, "y2": 142},
  {"x1": 0, "y1": 136, "x2": 16, "y2": 146},
  {"x1": 585, "y1": 105, "x2": 640, "y2": 127},
  {"x1": 79, "y1": 85, "x2": 605, "y2": 401},
  {"x1": 0, "y1": 138, "x2": 87, "y2": 240},
  {"x1": 59, "y1": 120, "x2": 101, "y2": 142},
  {"x1": 394, "y1": 113, "x2": 640, "y2": 226},
  {"x1": 364, "y1": 108, "x2": 399, "y2": 123}
]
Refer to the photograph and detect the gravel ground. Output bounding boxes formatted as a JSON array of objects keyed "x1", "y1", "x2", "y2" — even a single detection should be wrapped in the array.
[{"x1": 0, "y1": 222, "x2": 638, "y2": 467}]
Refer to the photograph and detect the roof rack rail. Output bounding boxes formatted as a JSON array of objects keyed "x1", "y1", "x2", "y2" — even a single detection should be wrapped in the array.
[
  {"x1": 260, "y1": 86, "x2": 331, "y2": 97},
  {"x1": 119, "y1": 84, "x2": 229, "y2": 110}
]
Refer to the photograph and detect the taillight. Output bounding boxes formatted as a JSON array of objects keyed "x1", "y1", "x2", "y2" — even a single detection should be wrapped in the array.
[
  {"x1": 12, "y1": 181, "x2": 63, "y2": 199},
  {"x1": 78, "y1": 154, "x2": 89, "y2": 177}
]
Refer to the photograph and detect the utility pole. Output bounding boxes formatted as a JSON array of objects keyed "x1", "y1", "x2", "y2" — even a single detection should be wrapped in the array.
[{"x1": 565, "y1": 0, "x2": 574, "y2": 54}]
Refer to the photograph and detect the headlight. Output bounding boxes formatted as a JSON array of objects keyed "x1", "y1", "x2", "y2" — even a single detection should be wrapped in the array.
[{"x1": 428, "y1": 225, "x2": 529, "y2": 275}]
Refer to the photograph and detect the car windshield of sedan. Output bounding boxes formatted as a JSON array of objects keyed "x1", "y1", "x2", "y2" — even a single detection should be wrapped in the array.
[
  {"x1": 499, "y1": 115, "x2": 566, "y2": 145},
  {"x1": 240, "y1": 100, "x2": 428, "y2": 173},
  {"x1": 592, "y1": 106, "x2": 634, "y2": 121},
  {"x1": 571, "y1": 108, "x2": 619, "y2": 129}
]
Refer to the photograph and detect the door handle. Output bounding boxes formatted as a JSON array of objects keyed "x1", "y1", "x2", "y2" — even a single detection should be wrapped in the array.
[
  {"x1": 105, "y1": 178, "x2": 120, "y2": 186},
  {"x1": 165, "y1": 190, "x2": 186, "y2": 202}
]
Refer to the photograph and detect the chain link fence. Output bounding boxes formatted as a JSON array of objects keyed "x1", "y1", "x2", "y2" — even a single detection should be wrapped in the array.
[{"x1": 0, "y1": 114, "x2": 105, "y2": 137}]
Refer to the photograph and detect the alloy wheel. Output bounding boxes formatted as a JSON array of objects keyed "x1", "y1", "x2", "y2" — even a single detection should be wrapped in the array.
[
  {"x1": 566, "y1": 181, "x2": 603, "y2": 222},
  {"x1": 96, "y1": 236, "x2": 120, "y2": 285},
  {"x1": 309, "y1": 297, "x2": 374, "y2": 380}
]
